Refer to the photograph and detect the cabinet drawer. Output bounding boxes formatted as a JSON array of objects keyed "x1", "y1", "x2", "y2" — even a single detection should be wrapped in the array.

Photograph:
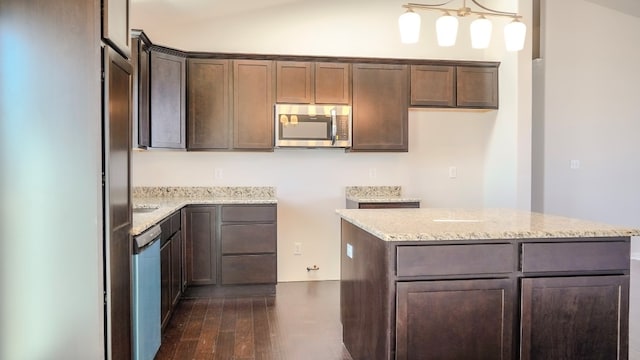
[
  {"x1": 221, "y1": 205, "x2": 276, "y2": 222},
  {"x1": 396, "y1": 244, "x2": 514, "y2": 277},
  {"x1": 221, "y1": 254, "x2": 277, "y2": 285},
  {"x1": 521, "y1": 241, "x2": 630, "y2": 273},
  {"x1": 221, "y1": 224, "x2": 276, "y2": 254}
]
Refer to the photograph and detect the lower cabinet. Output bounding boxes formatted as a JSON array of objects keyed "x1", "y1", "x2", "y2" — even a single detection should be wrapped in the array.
[
  {"x1": 184, "y1": 204, "x2": 277, "y2": 287},
  {"x1": 340, "y1": 221, "x2": 631, "y2": 360},
  {"x1": 520, "y1": 275, "x2": 629, "y2": 360},
  {"x1": 396, "y1": 279, "x2": 514, "y2": 360},
  {"x1": 159, "y1": 211, "x2": 182, "y2": 330},
  {"x1": 184, "y1": 206, "x2": 217, "y2": 285}
]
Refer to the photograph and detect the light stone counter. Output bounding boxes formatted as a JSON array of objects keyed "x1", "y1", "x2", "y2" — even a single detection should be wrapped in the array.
[
  {"x1": 345, "y1": 185, "x2": 421, "y2": 204},
  {"x1": 335, "y1": 208, "x2": 640, "y2": 241},
  {"x1": 132, "y1": 187, "x2": 276, "y2": 236}
]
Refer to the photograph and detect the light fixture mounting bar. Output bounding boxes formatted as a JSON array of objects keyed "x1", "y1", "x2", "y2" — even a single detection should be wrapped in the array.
[{"x1": 402, "y1": 1, "x2": 521, "y2": 20}]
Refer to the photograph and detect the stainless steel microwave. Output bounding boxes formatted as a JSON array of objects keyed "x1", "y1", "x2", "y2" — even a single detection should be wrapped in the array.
[{"x1": 274, "y1": 104, "x2": 352, "y2": 148}]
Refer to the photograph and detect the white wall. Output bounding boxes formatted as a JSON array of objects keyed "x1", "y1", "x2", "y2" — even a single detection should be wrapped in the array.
[
  {"x1": 538, "y1": 0, "x2": 640, "y2": 227},
  {"x1": 131, "y1": 0, "x2": 532, "y2": 281}
]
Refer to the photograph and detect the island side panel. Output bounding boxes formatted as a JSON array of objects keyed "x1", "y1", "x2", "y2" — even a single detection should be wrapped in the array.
[{"x1": 341, "y1": 220, "x2": 393, "y2": 360}]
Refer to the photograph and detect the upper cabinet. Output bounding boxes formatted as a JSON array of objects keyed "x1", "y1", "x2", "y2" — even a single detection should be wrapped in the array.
[
  {"x1": 134, "y1": 32, "x2": 499, "y2": 153},
  {"x1": 410, "y1": 65, "x2": 455, "y2": 107},
  {"x1": 352, "y1": 64, "x2": 409, "y2": 152},
  {"x1": 410, "y1": 64, "x2": 499, "y2": 109},
  {"x1": 276, "y1": 61, "x2": 350, "y2": 104},
  {"x1": 456, "y1": 66, "x2": 498, "y2": 109},
  {"x1": 315, "y1": 62, "x2": 350, "y2": 104},
  {"x1": 102, "y1": 0, "x2": 130, "y2": 58},
  {"x1": 187, "y1": 59, "x2": 231, "y2": 150},
  {"x1": 150, "y1": 49, "x2": 186, "y2": 149},
  {"x1": 276, "y1": 61, "x2": 312, "y2": 104},
  {"x1": 233, "y1": 60, "x2": 275, "y2": 150},
  {"x1": 131, "y1": 30, "x2": 151, "y2": 148}
]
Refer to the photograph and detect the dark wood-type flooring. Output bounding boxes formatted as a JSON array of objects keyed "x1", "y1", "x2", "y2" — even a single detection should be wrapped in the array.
[{"x1": 156, "y1": 281, "x2": 353, "y2": 360}]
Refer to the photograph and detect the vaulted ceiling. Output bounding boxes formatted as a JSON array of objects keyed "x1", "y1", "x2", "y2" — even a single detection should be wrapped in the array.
[{"x1": 584, "y1": 0, "x2": 640, "y2": 18}]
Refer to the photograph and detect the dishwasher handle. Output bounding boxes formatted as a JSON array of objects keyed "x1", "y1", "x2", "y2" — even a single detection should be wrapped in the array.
[{"x1": 133, "y1": 225, "x2": 162, "y2": 254}]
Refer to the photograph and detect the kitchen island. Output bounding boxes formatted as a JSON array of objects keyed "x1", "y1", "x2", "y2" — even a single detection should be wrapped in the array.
[{"x1": 336, "y1": 208, "x2": 639, "y2": 360}]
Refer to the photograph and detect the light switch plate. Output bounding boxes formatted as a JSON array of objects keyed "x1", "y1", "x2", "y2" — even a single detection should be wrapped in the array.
[{"x1": 346, "y1": 243, "x2": 353, "y2": 259}]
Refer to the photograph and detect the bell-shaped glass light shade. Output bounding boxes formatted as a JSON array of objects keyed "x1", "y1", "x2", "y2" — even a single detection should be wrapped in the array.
[
  {"x1": 504, "y1": 19, "x2": 526, "y2": 51},
  {"x1": 470, "y1": 17, "x2": 492, "y2": 49},
  {"x1": 435, "y1": 14, "x2": 458, "y2": 47},
  {"x1": 398, "y1": 10, "x2": 421, "y2": 44}
]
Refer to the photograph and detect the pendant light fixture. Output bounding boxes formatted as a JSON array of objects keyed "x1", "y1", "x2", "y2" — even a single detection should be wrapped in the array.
[
  {"x1": 398, "y1": 8, "x2": 421, "y2": 43},
  {"x1": 398, "y1": 0, "x2": 526, "y2": 51},
  {"x1": 435, "y1": 12, "x2": 458, "y2": 47}
]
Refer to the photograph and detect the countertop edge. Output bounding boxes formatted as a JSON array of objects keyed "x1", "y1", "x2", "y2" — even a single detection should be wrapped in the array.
[
  {"x1": 335, "y1": 208, "x2": 640, "y2": 242},
  {"x1": 132, "y1": 198, "x2": 277, "y2": 236}
]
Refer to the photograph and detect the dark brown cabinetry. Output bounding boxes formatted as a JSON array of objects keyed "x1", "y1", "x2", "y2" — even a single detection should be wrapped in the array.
[
  {"x1": 410, "y1": 65, "x2": 455, "y2": 107},
  {"x1": 184, "y1": 206, "x2": 217, "y2": 285},
  {"x1": 521, "y1": 276, "x2": 629, "y2": 360},
  {"x1": 410, "y1": 64, "x2": 499, "y2": 109},
  {"x1": 150, "y1": 50, "x2": 186, "y2": 148},
  {"x1": 159, "y1": 211, "x2": 182, "y2": 329},
  {"x1": 104, "y1": 46, "x2": 133, "y2": 360},
  {"x1": 396, "y1": 279, "x2": 514, "y2": 360},
  {"x1": 340, "y1": 220, "x2": 631, "y2": 360},
  {"x1": 131, "y1": 30, "x2": 151, "y2": 148},
  {"x1": 276, "y1": 61, "x2": 350, "y2": 104},
  {"x1": 352, "y1": 64, "x2": 409, "y2": 152},
  {"x1": 102, "y1": 0, "x2": 130, "y2": 58},
  {"x1": 220, "y1": 205, "x2": 277, "y2": 285},
  {"x1": 457, "y1": 66, "x2": 499, "y2": 108},
  {"x1": 315, "y1": 62, "x2": 350, "y2": 104},
  {"x1": 276, "y1": 61, "x2": 312, "y2": 103},
  {"x1": 184, "y1": 204, "x2": 278, "y2": 287},
  {"x1": 187, "y1": 59, "x2": 231, "y2": 150},
  {"x1": 233, "y1": 60, "x2": 274, "y2": 150}
]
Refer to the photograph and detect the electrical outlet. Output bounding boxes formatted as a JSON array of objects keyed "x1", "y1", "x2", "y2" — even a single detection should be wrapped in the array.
[
  {"x1": 346, "y1": 243, "x2": 353, "y2": 259},
  {"x1": 294, "y1": 242, "x2": 302, "y2": 255},
  {"x1": 214, "y1": 168, "x2": 223, "y2": 180},
  {"x1": 449, "y1": 166, "x2": 457, "y2": 179},
  {"x1": 369, "y1": 168, "x2": 377, "y2": 179}
]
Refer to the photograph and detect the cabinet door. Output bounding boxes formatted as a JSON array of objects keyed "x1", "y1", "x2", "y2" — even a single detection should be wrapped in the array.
[
  {"x1": 396, "y1": 279, "x2": 515, "y2": 360},
  {"x1": 233, "y1": 60, "x2": 274, "y2": 150},
  {"x1": 136, "y1": 37, "x2": 151, "y2": 148},
  {"x1": 352, "y1": 64, "x2": 408, "y2": 151},
  {"x1": 104, "y1": 46, "x2": 133, "y2": 360},
  {"x1": 187, "y1": 59, "x2": 231, "y2": 149},
  {"x1": 150, "y1": 50, "x2": 186, "y2": 148},
  {"x1": 315, "y1": 62, "x2": 350, "y2": 104},
  {"x1": 456, "y1": 66, "x2": 498, "y2": 109},
  {"x1": 170, "y1": 230, "x2": 182, "y2": 307},
  {"x1": 276, "y1": 61, "x2": 312, "y2": 103},
  {"x1": 410, "y1": 65, "x2": 455, "y2": 107},
  {"x1": 521, "y1": 276, "x2": 629, "y2": 360},
  {"x1": 184, "y1": 206, "x2": 217, "y2": 285},
  {"x1": 102, "y1": 0, "x2": 130, "y2": 57},
  {"x1": 160, "y1": 241, "x2": 171, "y2": 329}
]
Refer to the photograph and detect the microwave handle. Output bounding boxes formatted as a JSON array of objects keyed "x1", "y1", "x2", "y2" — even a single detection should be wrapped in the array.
[{"x1": 330, "y1": 109, "x2": 337, "y2": 145}]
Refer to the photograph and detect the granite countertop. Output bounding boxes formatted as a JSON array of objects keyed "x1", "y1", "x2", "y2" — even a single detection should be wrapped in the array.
[
  {"x1": 345, "y1": 186, "x2": 421, "y2": 203},
  {"x1": 335, "y1": 208, "x2": 640, "y2": 242},
  {"x1": 132, "y1": 186, "x2": 276, "y2": 236}
]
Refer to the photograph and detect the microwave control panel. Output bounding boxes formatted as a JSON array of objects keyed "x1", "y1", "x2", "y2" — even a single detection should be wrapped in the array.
[{"x1": 336, "y1": 116, "x2": 350, "y2": 140}]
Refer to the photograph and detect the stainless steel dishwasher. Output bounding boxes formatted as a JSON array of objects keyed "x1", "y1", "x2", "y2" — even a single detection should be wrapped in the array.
[{"x1": 132, "y1": 225, "x2": 162, "y2": 360}]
